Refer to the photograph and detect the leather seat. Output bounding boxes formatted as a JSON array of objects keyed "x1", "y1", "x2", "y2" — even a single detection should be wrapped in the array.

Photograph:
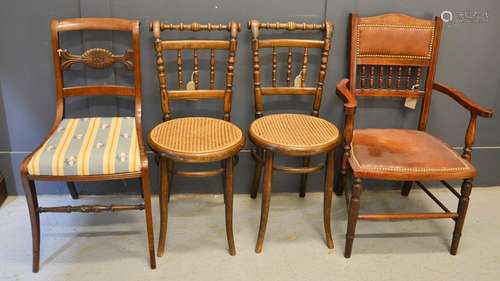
[{"x1": 349, "y1": 129, "x2": 476, "y2": 181}]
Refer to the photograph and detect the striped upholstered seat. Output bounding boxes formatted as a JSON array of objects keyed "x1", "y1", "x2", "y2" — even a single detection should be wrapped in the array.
[{"x1": 28, "y1": 117, "x2": 141, "y2": 176}]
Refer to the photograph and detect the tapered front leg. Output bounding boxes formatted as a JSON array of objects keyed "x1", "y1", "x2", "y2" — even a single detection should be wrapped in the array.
[
  {"x1": 299, "y1": 156, "x2": 311, "y2": 197},
  {"x1": 255, "y1": 151, "x2": 274, "y2": 253},
  {"x1": 345, "y1": 177, "x2": 362, "y2": 258},
  {"x1": 224, "y1": 157, "x2": 236, "y2": 256},
  {"x1": 141, "y1": 168, "x2": 156, "y2": 269},
  {"x1": 66, "y1": 182, "x2": 79, "y2": 199},
  {"x1": 323, "y1": 151, "x2": 335, "y2": 249},
  {"x1": 21, "y1": 174, "x2": 40, "y2": 272},
  {"x1": 335, "y1": 150, "x2": 349, "y2": 196},
  {"x1": 250, "y1": 147, "x2": 264, "y2": 198},
  {"x1": 166, "y1": 159, "x2": 174, "y2": 202},
  {"x1": 157, "y1": 157, "x2": 170, "y2": 257},
  {"x1": 450, "y1": 178, "x2": 472, "y2": 255},
  {"x1": 401, "y1": 181, "x2": 412, "y2": 196}
]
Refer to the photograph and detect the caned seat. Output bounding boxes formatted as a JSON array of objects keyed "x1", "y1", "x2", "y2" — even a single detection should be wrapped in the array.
[
  {"x1": 149, "y1": 117, "x2": 244, "y2": 162},
  {"x1": 349, "y1": 129, "x2": 476, "y2": 180},
  {"x1": 28, "y1": 117, "x2": 141, "y2": 176},
  {"x1": 249, "y1": 114, "x2": 340, "y2": 156}
]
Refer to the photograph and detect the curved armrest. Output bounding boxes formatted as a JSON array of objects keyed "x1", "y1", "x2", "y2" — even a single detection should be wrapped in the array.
[
  {"x1": 433, "y1": 82, "x2": 493, "y2": 118},
  {"x1": 336, "y1": 78, "x2": 357, "y2": 115}
]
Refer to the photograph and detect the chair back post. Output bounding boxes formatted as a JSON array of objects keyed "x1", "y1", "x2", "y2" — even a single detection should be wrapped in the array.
[
  {"x1": 223, "y1": 22, "x2": 240, "y2": 121},
  {"x1": 249, "y1": 20, "x2": 263, "y2": 119},
  {"x1": 150, "y1": 21, "x2": 241, "y2": 121},
  {"x1": 313, "y1": 21, "x2": 333, "y2": 116},
  {"x1": 348, "y1": 13, "x2": 443, "y2": 130},
  {"x1": 248, "y1": 20, "x2": 334, "y2": 118},
  {"x1": 418, "y1": 17, "x2": 443, "y2": 131}
]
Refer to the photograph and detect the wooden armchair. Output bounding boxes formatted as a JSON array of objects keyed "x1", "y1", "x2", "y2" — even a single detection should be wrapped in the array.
[
  {"x1": 149, "y1": 21, "x2": 243, "y2": 257},
  {"x1": 247, "y1": 20, "x2": 339, "y2": 253},
  {"x1": 336, "y1": 13, "x2": 493, "y2": 258},
  {"x1": 20, "y1": 18, "x2": 156, "y2": 272}
]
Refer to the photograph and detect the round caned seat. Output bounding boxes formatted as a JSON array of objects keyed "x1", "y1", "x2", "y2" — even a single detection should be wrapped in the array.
[
  {"x1": 249, "y1": 113, "x2": 341, "y2": 156},
  {"x1": 149, "y1": 117, "x2": 244, "y2": 162}
]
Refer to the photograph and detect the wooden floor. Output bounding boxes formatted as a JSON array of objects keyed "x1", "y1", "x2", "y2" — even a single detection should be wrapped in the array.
[{"x1": 1, "y1": 188, "x2": 499, "y2": 281}]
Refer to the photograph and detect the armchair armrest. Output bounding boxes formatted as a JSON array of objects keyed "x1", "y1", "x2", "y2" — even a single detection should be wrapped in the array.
[
  {"x1": 433, "y1": 82, "x2": 493, "y2": 161},
  {"x1": 336, "y1": 78, "x2": 357, "y2": 115},
  {"x1": 433, "y1": 82, "x2": 493, "y2": 118}
]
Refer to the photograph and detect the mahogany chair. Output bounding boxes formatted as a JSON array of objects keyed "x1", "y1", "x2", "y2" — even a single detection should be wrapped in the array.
[
  {"x1": 20, "y1": 18, "x2": 156, "y2": 272},
  {"x1": 248, "y1": 20, "x2": 339, "y2": 253},
  {"x1": 149, "y1": 21, "x2": 243, "y2": 257},
  {"x1": 336, "y1": 13, "x2": 493, "y2": 258}
]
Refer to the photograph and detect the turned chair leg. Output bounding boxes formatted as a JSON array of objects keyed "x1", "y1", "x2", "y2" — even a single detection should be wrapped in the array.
[
  {"x1": 450, "y1": 178, "x2": 472, "y2": 255},
  {"x1": 299, "y1": 156, "x2": 311, "y2": 197},
  {"x1": 157, "y1": 157, "x2": 170, "y2": 257},
  {"x1": 250, "y1": 147, "x2": 264, "y2": 199},
  {"x1": 66, "y1": 182, "x2": 79, "y2": 199},
  {"x1": 255, "y1": 151, "x2": 274, "y2": 253},
  {"x1": 21, "y1": 174, "x2": 40, "y2": 273},
  {"x1": 224, "y1": 157, "x2": 236, "y2": 256},
  {"x1": 345, "y1": 177, "x2": 362, "y2": 258},
  {"x1": 335, "y1": 152, "x2": 348, "y2": 196},
  {"x1": 401, "y1": 181, "x2": 412, "y2": 196},
  {"x1": 141, "y1": 169, "x2": 156, "y2": 269},
  {"x1": 323, "y1": 151, "x2": 335, "y2": 249}
]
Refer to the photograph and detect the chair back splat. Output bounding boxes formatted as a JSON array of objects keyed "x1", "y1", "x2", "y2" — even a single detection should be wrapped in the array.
[
  {"x1": 248, "y1": 20, "x2": 334, "y2": 118},
  {"x1": 349, "y1": 13, "x2": 443, "y2": 130},
  {"x1": 52, "y1": 18, "x2": 143, "y2": 122},
  {"x1": 150, "y1": 21, "x2": 241, "y2": 121}
]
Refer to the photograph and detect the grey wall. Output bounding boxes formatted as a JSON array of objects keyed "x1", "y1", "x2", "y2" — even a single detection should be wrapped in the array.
[{"x1": 1, "y1": 0, "x2": 499, "y2": 196}]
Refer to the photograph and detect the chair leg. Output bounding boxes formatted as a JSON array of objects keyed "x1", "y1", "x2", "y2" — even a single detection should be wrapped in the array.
[
  {"x1": 21, "y1": 174, "x2": 40, "y2": 273},
  {"x1": 157, "y1": 157, "x2": 170, "y2": 257},
  {"x1": 167, "y1": 159, "x2": 174, "y2": 202},
  {"x1": 66, "y1": 182, "x2": 79, "y2": 199},
  {"x1": 401, "y1": 181, "x2": 412, "y2": 196},
  {"x1": 323, "y1": 151, "x2": 335, "y2": 249},
  {"x1": 255, "y1": 151, "x2": 274, "y2": 253},
  {"x1": 221, "y1": 160, "x2": 227, "y2": 204},
  {"x1": 450, "y1": 178, "x2": 472, "y2": 255},
  {"x1": 250, "y1": 147, "x2": 264, "y2": 199},
  {"x1": 299, "y1": 156, "x2": 311, "y2": 197},
  {"x1": 345, "y1": 177, "x2": 362, "y2": 258},
  {"x1": 335, "y1": 151, "x2": 348, "y2": 196},
  {"x1": 141, "y1": 169, "x2": 156, "y2": 269},
  {"x1": 224, "y1": 157, "x2": 236, "y2": 256}
]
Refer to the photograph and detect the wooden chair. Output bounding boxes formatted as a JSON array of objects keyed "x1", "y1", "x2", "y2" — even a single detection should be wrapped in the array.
[
  {"x1": 248, "y1": 20, "x2": 339, "y2": 253},
  {"x1": 149, "y1": 21, "x2": 243, "y2": 257},
  {"x1": 20, "y1": 18, "x2": 156, "y2": 272},
  {"x1": 336, "y1": 13, "x2": 493, "y2": 258}
]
